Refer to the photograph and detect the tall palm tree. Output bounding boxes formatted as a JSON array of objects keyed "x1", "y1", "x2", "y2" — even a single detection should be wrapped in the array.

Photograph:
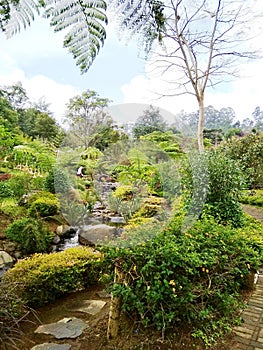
[{"x1": 0, "y1": 0, "x2": 165, "y2": 73}]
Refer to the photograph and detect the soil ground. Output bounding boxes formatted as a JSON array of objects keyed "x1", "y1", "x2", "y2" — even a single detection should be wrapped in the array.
[{"x1": 4, "y1": 286, "x2": 240, "y2": 350}]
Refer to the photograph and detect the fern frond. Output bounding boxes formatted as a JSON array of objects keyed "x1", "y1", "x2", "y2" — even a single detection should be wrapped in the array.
[
  {"x1": 45, "y1": 0, "x2": 107, "y2": 73},
  {"x1": 108, "y1": 0, "x2": 166, "y2": 53},
  {"x1": 4, "y1": 0, "x2": 43, "y2": 38}
]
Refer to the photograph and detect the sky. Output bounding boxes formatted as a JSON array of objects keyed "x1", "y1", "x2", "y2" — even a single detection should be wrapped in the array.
[{"x1": 1, "y1": 3, "x2": 263, "y2": 126}]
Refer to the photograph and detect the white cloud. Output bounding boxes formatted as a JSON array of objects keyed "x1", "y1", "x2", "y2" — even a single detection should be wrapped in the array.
[
  {"x1": 121, "y1": 55, "x2": 263, "y2": 123},
  {"x1": 0, "y1": 52, "x2": 79, "y2": 124}
]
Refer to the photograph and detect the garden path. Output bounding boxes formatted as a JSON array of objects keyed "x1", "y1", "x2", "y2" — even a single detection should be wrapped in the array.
[{"x1": 233, "y1": 205, "x2": 263, "y2": 350}]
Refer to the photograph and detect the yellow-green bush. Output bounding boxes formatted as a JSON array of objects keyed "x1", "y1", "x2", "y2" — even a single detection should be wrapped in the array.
[
  {"x1": 3, "y1": 247, "x2": 103, "y2": 307},
  {"x1": 240, "y1": 190, "x2": 263, "y2": 207},
  {"x1": 28, "y1": 197, "x2": 60, "y2": 217}
]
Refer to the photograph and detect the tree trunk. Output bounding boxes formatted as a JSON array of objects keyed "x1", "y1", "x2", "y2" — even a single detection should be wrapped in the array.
[
  {"x1": 107, "y1": 264, "x2": 124, "y2": 340},
  {"x1": 197, "y1": 95, "x2": 205, "y2": 152}
]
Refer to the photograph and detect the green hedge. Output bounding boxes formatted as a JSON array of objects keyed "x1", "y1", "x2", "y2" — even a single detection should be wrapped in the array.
[
  {"x1": 3, "y1": 247, "x2": 103, "y2": 307},
  {"x1": 28, "y1": 197, "x2": 60, "y2": 217}
]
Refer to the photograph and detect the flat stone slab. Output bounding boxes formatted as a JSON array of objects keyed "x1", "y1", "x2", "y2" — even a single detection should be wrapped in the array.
[
  {"x1": 35, "y1": 317, "x2": 87, "y2": 339},
  {"x1": 31, "y1": 343, "x2": 71, "y2": 350},
  {"x1": 69, "y1": 299, "x2": 107, "y2": 315}
]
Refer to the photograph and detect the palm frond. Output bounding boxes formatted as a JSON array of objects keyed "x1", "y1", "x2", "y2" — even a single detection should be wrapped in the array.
[{"x1": 45, "y1": 0, "x2": 107, "y2": 73}]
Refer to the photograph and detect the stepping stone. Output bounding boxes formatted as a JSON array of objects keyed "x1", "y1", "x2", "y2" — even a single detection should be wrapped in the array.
[
  {"x1": 35, "y1": 317, "x2": 87, "y2": 339},
  {"x1": 31, "y1": 344, "x2": 71, "y2": 350},
  {"x1": 69, "y1": 299, "x2": 107, "y2": 315}
]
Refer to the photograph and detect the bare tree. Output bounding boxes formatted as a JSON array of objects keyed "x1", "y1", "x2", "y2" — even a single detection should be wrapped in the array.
[{"x1": 150, "y1": 0, "x2": 261, "y2": 151}]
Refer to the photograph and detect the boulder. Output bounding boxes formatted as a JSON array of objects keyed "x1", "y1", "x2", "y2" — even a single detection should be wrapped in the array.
[
  {"x1": 56, "y1": 225, "x2": 71, "y2": 237},
  {"x1": 78, "y1": 224, "x2": 117, "y2": 246},
  {"x1": 0, "y1": 250, "x2": 13, "y2": 269}
]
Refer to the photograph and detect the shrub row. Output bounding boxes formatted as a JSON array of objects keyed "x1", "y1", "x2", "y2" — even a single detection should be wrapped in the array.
[{"x1": 3, "y1": 247, "x2": 103, "y2": 307}]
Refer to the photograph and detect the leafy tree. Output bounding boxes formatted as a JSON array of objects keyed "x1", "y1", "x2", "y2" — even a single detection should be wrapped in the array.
[
  {"x1": 0, "y1": 93, "x2": 18, "y2": 130},
  {"x1": 221, "y1": 131, "x2": 263, "y2": 189},
  {"x1": 182, "y1": 105, "x2": 236, "y2": 134},
  {"x1": 133, "y1": 105, "x2": 167, "y2": 138},
  {"x1": 1, "y1": 82, "x2": 28, "y2": 111},
  {"x1": 64, "y1": 89, "x2": 114, "y2": 149},
  {"x1": 18, "y1": 107, "x2": 62, "y2": 143},
  {"x1": 252, "y1": 106, "x2": 263, "y2": 130}
]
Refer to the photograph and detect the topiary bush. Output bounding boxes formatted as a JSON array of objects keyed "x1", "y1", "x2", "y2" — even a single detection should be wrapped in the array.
[
  {"x1": 101, "y1": 214, "x2": 263, "y2": 345},
  {"x1": 2, "y1": 247, "x2": 103, "y2": 307},
  {"x1": 28, "y1": 196, "x2": 60, "y2": 217},
  {"x1": 5, "y1": 217, "x2": 53, "y2": 255}
]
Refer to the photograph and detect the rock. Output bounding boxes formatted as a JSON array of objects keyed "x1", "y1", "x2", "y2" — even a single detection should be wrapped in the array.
[
  {"x1": 69, "y1": 300, "x2": 107, "y2": 315},
  {"x1": 52, "y1": 235, "x2": 61, "y2": 244},
  {"x1": 0, "y1": 250, "x2": 13, "y2": 269},
  {"x1": 78, "y1": 224, "x2": 117, "y2": 246},
  {"x1": 3, "y1": 241, "x2": 18, "y2": 253},
  {"x1": 109, "y1": 216, "x2": 126, "y2": 225},
  {"x1": 31, "y1": 343, "x2": 71, "y2": 350},
  {"x1": 56, "y1": 225, "x2": 71, "y2": 237},
  {"x1": 34, "y1": 317, "x2": 87, "y2": 339}
]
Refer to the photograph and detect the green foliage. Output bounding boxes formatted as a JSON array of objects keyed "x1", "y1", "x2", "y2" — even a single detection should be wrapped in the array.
[
  {"x1": 141, "y1": 131, "x2": 184, "y2": 159},
  {"x1": 241, "y1": 190, "x2": 263, "y2": 207},
  {"x1": 101, "y1": 216, "x2": 263, "y2": 340},
  {"x1": 133, "y1": 105, "x2": 167, "y2": 138},
  {"x1": 131, "y1": 196, "x2": 165, "y2": 219},
  {"x1": 182, "y1": 150, "x2": 245, "y2": 227},
  {"x1": 0, "y1": 181, "x2": 13, "y2": 198},
  {"x1": 28, "y1": 196, "x2": 60, "y2": 217},
  {"x1": 221, "y1": 131, "x2": 263, "y2": 188},
  {"x1": 0, "y1": 198, "x2": 26, "y2": 218},
  {"x1": 3, "y1": 247, "x2": 103, "y2": 307},
  {"x1": 5, "y1": 217, "x2": 53, "y2": 255},
  {"x1": 7, "y1": 172, "x2": 35, "y2": 198},
  {"x1": 44, "y1": 167, "x2": 71, "y2": 194}
]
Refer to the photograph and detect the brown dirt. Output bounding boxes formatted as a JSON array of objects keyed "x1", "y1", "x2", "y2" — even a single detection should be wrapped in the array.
[
  {"x1": 3, "y1": 285, "x2": 243, "y2": 350},
  {"x1": 242, "y1": 204, "x2": 263, "y2": 224}
]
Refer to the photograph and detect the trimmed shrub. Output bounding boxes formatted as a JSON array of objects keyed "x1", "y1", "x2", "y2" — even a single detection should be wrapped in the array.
[
  {"x1": 5, "y1": 217, "x2": 53, "y2": 255},
  {"x1": 28, "y1": 197, "x2": 60, "y2": 217},
  {"x1": 3, "y1": 247, "x2": 103, "y2": 307}
]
